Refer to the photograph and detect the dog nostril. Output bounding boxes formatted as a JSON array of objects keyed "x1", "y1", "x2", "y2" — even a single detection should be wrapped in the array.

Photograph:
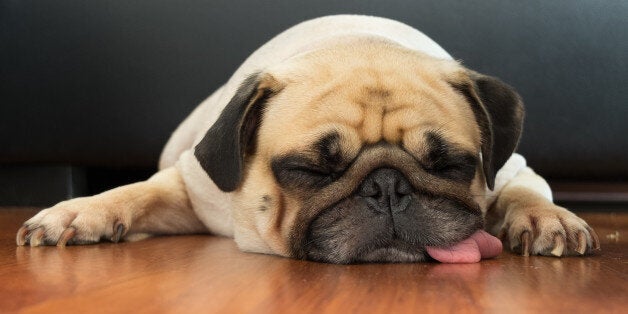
[
  {"x1": 358, "y1": 180, "x2": 379, "y2": 197},
  {"x1": 396, "y1": 179, "x2": 413, "y2": 196},
  {"x1": 391, "y1": 194, "x2": 412, "y2": 213}
]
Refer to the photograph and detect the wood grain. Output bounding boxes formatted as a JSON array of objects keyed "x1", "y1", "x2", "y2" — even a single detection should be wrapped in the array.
[{"x1": 0, "y1": 208, "x2": 626, "y2": 313}]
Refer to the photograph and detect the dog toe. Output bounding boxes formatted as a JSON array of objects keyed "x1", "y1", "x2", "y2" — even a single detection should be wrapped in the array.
[
  {"x1": 16, "y1": 225, "x2": 29, "y2": 246},
  {"x1": 28, "y1": 227, "x2": 45, "y2": 247},
  {"x1": 57, "y1": 227, "x2": 77, "y2": 247},
  {"x1": 111, "y1": 222, "x2": 127, "y2": 243},
  {"x1": 549, "y1": 234, "x2": 565, "y2": 256},
  {"x1": 501, "y1": 205, "x2": 600, "y2": 257}
]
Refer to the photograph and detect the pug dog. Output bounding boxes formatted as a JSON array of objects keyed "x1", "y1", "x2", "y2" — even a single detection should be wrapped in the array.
[{"x1": 17, "y1": 15, "x2": 599, "y2": 264}]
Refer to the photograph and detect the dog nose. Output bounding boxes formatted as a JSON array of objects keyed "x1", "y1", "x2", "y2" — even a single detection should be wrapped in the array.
[{"x1": 358, "y1": 168, "x2": 413, "y2": 213}]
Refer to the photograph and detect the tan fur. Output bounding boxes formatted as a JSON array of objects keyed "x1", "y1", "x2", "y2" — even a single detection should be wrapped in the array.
[{"x1": 260, "y1": 41, "x2": 478, "y2": 152}]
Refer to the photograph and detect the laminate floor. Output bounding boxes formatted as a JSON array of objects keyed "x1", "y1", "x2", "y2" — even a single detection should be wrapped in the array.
[{"x1": 1, "y1": 208, "x2": 626, "y2": 313}]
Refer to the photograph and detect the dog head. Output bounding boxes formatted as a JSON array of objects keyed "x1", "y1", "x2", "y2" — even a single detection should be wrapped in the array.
[{"x1": 195, "y1": 39, "x2": 523, "y2": 263}]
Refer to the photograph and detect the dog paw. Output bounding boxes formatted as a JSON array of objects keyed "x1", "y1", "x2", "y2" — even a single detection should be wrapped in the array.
[
  {"x1": 498, "y1": 205, "x2": 600, "y2": 257},
  {"x1": 16, "y1": 197, "x2": 128, "y2": 247}
]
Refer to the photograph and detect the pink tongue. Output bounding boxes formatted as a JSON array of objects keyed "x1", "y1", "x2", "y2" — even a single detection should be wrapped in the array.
[{"x1": 425, "y1": 230, "x2": 503, "y2": 263}]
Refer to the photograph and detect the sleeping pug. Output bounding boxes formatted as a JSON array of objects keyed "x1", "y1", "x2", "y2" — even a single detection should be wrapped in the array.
[{"x1": 17, "y1": 15, "x2": 599, "y2": 263}]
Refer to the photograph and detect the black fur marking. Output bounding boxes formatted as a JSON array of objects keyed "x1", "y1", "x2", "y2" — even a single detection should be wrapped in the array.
[
  {"x1": 450, "y1": 73, "x2": 524, "y2": 190},
  {"x1": 423, "y1": 132, "x2": 477, "y2": 183},
  {"x1": 316, "y1": 133, "x2": 346, "y2": 172},
  {"x1": 272, "y1": 132, "x2": 347, "y2": 191},
  {"x1": 194, "y1": 73, "x2": 271, "y2": 192},
  {"x1": 259, "y1": 195, "x2": 272, "y2": 212}
]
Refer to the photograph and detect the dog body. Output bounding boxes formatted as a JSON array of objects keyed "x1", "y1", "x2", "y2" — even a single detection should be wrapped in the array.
[
  {"x1": 18, "y1": 15, "x2": 599, "y2": 263},
  {"x1": 158, "y1": 15, "x2": 455, "y2": 240}
]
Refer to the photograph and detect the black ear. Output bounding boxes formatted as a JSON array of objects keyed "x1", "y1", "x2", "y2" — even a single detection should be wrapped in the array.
[
  {"x1": 451, "y1": 72, "x2": 524, "y2": 190},
  {"x1": 194, "y1": 73, "x2": 279, "y2": 191}
]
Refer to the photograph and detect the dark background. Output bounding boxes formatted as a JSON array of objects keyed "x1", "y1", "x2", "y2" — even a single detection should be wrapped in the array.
[{"x1": 1, "y1": 0, "x2": 627, "y2": 206}]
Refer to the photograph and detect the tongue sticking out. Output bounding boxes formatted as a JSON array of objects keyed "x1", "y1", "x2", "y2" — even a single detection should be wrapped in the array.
[{"x1": 425, "y1": 230, "x2": 503, "y2": 263}]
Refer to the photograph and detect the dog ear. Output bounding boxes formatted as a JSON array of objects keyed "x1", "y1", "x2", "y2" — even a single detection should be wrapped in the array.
[
  {"x1": 194, "y1": 72, "x2": 282, "y2": 192},
  {"x1": 451, "y1": 71, "x2": 524, "y2": 190}
]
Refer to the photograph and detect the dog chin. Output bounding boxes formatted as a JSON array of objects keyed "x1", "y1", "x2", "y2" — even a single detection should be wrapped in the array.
[
  {"x1": 304, "y1": 226, "x2": 434, "y2": 264},
  {"x1": 358, "y1": 246, "x2": 429, "y2": 263},
  {"x1": 307, "y1": 242, "x2": 429, "y2": 264}
]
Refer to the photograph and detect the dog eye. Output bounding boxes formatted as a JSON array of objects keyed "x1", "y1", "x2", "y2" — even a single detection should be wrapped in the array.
[
  {"x1": 425, "y1": 155, "x2": 477, "y2": 182},
  {"x1": 290, "y1": 164, "x2": 331, "y2": 177},
  {"x1": 271, "y1": 156, "x2": 339, "y2": 189},
  {"x1": 281, "y1": 166, "x2": 335, "y2": 189}
]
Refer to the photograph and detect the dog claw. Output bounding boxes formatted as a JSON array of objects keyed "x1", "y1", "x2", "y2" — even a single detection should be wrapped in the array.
[
  {"x1": 57, "y1": 227, "x2": 76, "y2": 247},
  {"x1": 111, "y1": 222, "x2": 126, "y2": 243},
  {"x1": 550, "y1": 234, "x2": 565, "y2": 256},
  {"x1": 576, "y1": 231, "x2": 587, "y2": 255},
  {"x1": 575, "y1": 231, "x2": 587, "y2": 255},
  {"x1": 520, "y1": 231, "x2": 531, "y2": 257},
  {"x1": 16, "y1": 226, "x2": 29, "y2": 246},
  {"x1": 29, "y1": 227, "x2": 45, "y2": 247},
  {"x1": 587, "y1": 226, "x2": 601, "y2": 250}
]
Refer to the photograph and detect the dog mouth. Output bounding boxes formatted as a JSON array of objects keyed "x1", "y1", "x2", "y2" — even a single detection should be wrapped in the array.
[
  {"x1": 357, "y1": 244, "x2": 428, "y2": 263},
  {"x1": 304, "y1": 230, "x2": 431, "y2": 264},
  {"x1": 353, "y1": 237, "x2": 435, "y2": 263},
  {"x1": 304, "y1": 226, "x2": 501, "y2": 264},
  {"x1": 356, "y1": 231, "x2": 502, "y2": 263},
  {"x1": 301, "y1": 184, "x2": 492, "y2": 264}
]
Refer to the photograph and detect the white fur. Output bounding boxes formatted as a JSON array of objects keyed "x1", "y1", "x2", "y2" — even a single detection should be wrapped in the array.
[{"x1": 485, "y1": 153, "x2": 553, "y2": 209}]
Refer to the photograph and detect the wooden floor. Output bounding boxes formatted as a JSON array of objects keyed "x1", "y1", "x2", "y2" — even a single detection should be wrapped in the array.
[{"x1": 1, "y1": 208, "x2": 626, "y2": 313}]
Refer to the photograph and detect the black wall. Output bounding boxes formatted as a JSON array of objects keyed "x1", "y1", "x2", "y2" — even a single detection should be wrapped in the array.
[{"x1": 1, "y1": 1, "x2": 627, "y2": 204}]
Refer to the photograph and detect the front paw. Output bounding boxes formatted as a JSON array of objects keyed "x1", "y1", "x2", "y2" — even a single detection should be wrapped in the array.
[
  {"x1": 499, "y1": 205, "x2": 600, "y2": 257},
  {"x1": 16, "y1": 197, "x2": 128, "y2": 247}
]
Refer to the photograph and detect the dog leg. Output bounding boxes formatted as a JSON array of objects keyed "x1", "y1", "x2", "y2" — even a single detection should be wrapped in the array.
[
  {"x1": 16, "y1": 167, "x2": 207, "y2": 246},
  {"x1": 487, "y1": 167, "x2": 600, "y2": 256}
]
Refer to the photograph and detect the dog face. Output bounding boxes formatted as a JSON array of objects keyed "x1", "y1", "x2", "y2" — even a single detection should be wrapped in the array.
[{"x1": 195, "y1": 40, "x2": 523, "y2": 263}]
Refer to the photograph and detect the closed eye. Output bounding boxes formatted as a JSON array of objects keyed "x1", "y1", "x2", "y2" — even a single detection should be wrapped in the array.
[
  {"x1": 426, "y1": 154, "x2": 477, "y2": 182},
  {"x1": 271, "y1": 155, "x2": 340, "y2": 189},
  {"x1": 422, "y1": 131, "x2": 477, "y2": 182},
  {"x1": 289, "y1": 165, "x2": 331, "y2": 178}
]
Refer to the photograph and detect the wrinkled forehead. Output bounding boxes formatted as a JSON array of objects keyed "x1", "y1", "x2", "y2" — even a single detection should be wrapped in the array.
[{"x1": 258, "y1": 43, "x2": 480, "y2": 157}]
